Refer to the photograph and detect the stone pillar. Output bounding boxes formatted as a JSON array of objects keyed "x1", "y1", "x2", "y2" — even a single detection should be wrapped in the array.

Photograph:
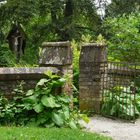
[
  {"x1": 79, "y1": 43, "x2": 107, "y2": 113},
  {"x1": 39, "y1": 41, "x2": 73, "y2": 95}
]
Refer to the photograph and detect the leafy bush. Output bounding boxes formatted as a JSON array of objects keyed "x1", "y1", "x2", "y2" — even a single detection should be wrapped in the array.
[
  {"x1": 0, "y1": 44, "x2": 16, "y2": 67},
  {"x1": 101, "y1": 85, "x2": 140, "y2": 120},
  {"x1": 0, "y1": 72, "x2": 88, "y2": 128},
  {"x1": 0, "y1": 81, "x2": 27, "y2": 125},
  {"x1": 103, "y1": 12, "x2": 140, "y2": 62}
]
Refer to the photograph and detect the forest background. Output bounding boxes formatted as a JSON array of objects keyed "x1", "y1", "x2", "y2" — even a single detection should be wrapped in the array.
[{"x1": 1, "y1": 0, "x2": 140, "y2": 67}]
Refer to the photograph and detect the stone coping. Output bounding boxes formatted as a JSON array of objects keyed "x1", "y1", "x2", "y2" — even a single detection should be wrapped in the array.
[
  {"x1": 42, "y1": 41, "x2": 70, "y2": 47},
  {"x1": 82, "y1": 43, "x2": 106, "y2": 47},
  {"x1": 0, "y1": 67, "x2": 59, "y2": 80}
]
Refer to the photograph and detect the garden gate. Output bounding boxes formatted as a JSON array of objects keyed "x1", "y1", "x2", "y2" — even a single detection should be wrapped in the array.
[
  {"x1": 79, "y1": 43, "x2": 140, "y2": 121},
  {"x1": 101, "y1": 62, "x2": 140, "y2": 121}
]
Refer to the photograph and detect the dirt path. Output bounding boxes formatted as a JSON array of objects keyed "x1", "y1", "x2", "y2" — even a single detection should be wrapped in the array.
[{"x1": 82, "y1": 116, "x2": 140, "y2": 140}]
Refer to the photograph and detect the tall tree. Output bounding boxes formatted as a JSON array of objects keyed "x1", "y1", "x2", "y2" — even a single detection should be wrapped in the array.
[
  {"x1": 0, "y1": 0, "x2": 103, "y2": 65},
  {"x1": 31, "y1": 0, "x2": 101, "y2": 41},
  {"x1": 105, "y1": 0, "x2": 140, "y2": 17}
]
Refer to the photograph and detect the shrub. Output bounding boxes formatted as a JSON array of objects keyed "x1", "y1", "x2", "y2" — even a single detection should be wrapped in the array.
[
  {"x1": 0, "y1": 72, "x2": 88, "y2": 128},
  {"x1": 0, "y1": 44, "x2": 16, "y2": 67}
]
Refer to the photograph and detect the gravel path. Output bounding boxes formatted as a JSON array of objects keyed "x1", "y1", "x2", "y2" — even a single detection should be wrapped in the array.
[{"x1": 82, "y1": 116, "x2": 140, "y2": 140}]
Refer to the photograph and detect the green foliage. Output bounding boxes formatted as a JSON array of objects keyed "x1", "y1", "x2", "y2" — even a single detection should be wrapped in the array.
[
  {"x1": 101, "y1": 85, "x2": 140, "y2": 120},
  {"x1": 0, "y1": 0, "x2": 100, "y2": 67},
  {"x1": 0, "y1": 81, "x2": 26, "y2": 125},
  {"x1": 0, "y1": 72, "x2": 88, "y2": 128},
  {"x1": 71, "y1": 40, "x2": 80, "y2": 70},
  {"x1": 71, "y1": 40, "x2": 80, "y2": 108},
  {"x1": 81, "y1": 34, "x2": 94, "y2": 43},
  {"x1": 0, "y1": 0, "x2": 37, "y2": 24},
  {"x1": 0, "y1": 44, "x2": 16, "y2": 67},
  {"x1": 106, "y1": 0, "x2": 140, "y2": 17},
  {"x1": 72, "y1": 34, "x2": 103, "y2": 92},
  {"x1": 96, "y1": 34, "x2": 106, "y2": 45},
  {"x1": 72, "y1": 34, "x2": 94, "y2": 79},
  {"x1": 0, "y1": 1, "x2": 99, "y2": 41},
  {"x1": 103, "y1": 13, "x2": 140, "y2": 62},
  {"x1": 71, "y1": 40, "x2": 79, "y2": 92}
]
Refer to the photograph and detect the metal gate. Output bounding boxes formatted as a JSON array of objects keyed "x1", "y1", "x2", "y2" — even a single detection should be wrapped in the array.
[{"x1": 101, "y1": 62, "x2": 140, "y2": 121}]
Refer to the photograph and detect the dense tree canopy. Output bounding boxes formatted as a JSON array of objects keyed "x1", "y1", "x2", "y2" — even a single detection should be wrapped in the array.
[
  {"x1": 103, "y1": 13, "x2": 140, "y2": 62},
  {"x1": 105, "y1": 0, "x2": 140, "y2": 17},
  {"x1": 0, "y1": 0, "x2": 101, "y2": 42},
  {"x1": 1, "y1": 0, "x2": 140, "y2": 66},
  {"x1": 0, "y1": 0, "x2": 102, "y2": 66}
]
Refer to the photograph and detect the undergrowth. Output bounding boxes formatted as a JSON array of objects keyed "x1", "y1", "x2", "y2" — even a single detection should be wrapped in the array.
[{"x1": 0, "y1": 72, "x2": 88, "y2": 128}]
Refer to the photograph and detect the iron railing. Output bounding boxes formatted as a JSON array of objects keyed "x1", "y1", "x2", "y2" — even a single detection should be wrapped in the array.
[{"x1": 100, "y1": 62, "x2": 140, "y2": 121}]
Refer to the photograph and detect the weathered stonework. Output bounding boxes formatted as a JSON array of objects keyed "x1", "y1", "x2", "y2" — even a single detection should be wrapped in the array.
[
  {"x1": 0, "y1": 67, "x2": 59, "y2": 80},
  {"x1": 79, "y1": 43, "x2": 107, "y2": 113},
  {"x1": 39, "y1": 41, "x2": 73, "y2": 95},
  {"x1": 0, "y1": 67, "x2": 59, "y2": 98},
  {"x1": 0, "y1": 41, "x2": 73, "y2": 98}
]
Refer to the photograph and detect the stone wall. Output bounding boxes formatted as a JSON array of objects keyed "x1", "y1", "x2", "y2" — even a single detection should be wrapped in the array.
[
  {"x1": 0, "y1": 67, "x2": 59, "y2": 98},
  {"x1": 0, "y1": 41, "x2": 73, "y2": 98}
]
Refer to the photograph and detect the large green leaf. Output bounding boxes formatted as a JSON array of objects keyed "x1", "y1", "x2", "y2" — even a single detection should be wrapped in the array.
[
  {"x1": 33, "y1": 103, "x2": 44, "y2": 113},
  {"x1": 52, "y1": 81, "x2": 62, "y2": 87},
  {"x1": 58, "y1": 78, "x2": 66, "y2": 85},
  {"x1": 36, "y1": 114, "x2": 48, "y2": 125},
  {"x1": 36, "y1": 112, "x2": 51, "y2": 126},
  {"x1": 52, "y1": 78, "x2": 66, "y2": 87},
  {"x1": 52, "y1": 112, "x2": 64, "y2": 126},
  {"x1": 62, "y1": 106, "x2": 70, "y2": 120},
  {"x1": 23, "y1": 95, "x2": 38, "y2": 104},
  {"x1": 36, "y1": 79, "x2": 49, "y2": 87},
  {"x1": 57, "y1": 96, "x2": 71, "y2": 103},
  {"x1": 44, "y1": 71, "x2": 59, "y2": 79},
  {"x1": 41, "y1": 95, "x2": 60, "y2": 108},
  {"x1": 36, "y1": 117, "x2": 47, "y2": 126},
  {"x1": 26, "y1": 89, "x2": 34, "y2": 96},
  {"x1": 23, "y1": 103, "x2": 33, "y2": 110},
  {"x1": 69, "y1": 120, "x2": 77, "y2": 129}
]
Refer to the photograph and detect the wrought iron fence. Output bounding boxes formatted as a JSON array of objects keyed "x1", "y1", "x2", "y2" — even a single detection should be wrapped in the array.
[{"x1": 100, "y1": 62, "x2": 140, "y2": 121}]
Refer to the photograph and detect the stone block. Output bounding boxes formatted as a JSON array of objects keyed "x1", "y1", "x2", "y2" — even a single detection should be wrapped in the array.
[{"x1": 39, "y1": 41, "x2": 72, "y2": 66}]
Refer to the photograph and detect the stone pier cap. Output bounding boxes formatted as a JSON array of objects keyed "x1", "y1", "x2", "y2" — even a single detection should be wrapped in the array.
[
  {"x1": 82, "y1": 43, "x2": 106, "y2": 47},
  {"x1": 42, "y1": 41, "x2": 71, "y2": 47}
]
